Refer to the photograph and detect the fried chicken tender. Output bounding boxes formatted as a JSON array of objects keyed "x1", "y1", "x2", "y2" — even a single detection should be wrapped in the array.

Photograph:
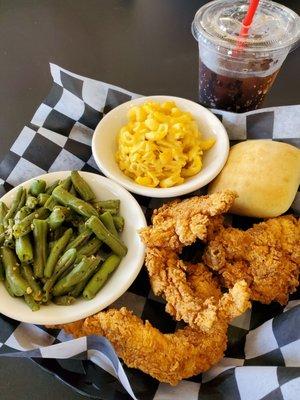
[
  {"x1": 204, "y1": 215, "x2": 300, "y2": 305},
  {"x1": 140, "y1": 190, "x2": 237, "y2": 251},
  {"x1": 59, "y1": 307, "x2": 228, "y2": 385}
]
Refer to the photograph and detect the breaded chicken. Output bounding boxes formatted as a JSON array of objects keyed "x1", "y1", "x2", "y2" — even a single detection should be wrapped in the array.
[
  {"x1": 204, "y1": 215, "x2": 300, "y2": 304},
  {"x1": 58, "y1": 307, "x2": 228, "y2": 385},
  {"x1": 140, "y1": 190, "x2": 237, "y2": 251}
]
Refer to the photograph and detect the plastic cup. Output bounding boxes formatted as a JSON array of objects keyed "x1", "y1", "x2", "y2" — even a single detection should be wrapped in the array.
[{"x1": 192, "y1": 0, "x2": 300, "y2": 113}]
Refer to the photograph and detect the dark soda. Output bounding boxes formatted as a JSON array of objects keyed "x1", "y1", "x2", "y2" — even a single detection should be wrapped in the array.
[{"x1": 198, "y1": 60, "x2": 279, "y2": 113}]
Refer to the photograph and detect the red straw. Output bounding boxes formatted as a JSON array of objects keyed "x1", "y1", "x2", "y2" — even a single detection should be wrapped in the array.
[{"x1": 234, "y1": 0, "x2": 260, "y2": 53}]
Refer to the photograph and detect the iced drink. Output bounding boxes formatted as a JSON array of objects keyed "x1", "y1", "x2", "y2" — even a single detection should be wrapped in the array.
[{"x1": 192, "y1": 0, "x2": 300, "y2": 113}]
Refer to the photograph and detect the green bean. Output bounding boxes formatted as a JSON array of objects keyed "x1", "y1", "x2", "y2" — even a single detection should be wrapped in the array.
[
  {"x1": 38, "y1": 193, "x2": 50, "y2": 206},
  {"x1": 99, "y1": 211, "x2": 118, "y2": 237},
  {"x1": 70, "y1": 171, "x2": 95, "y2": 202},
  {"x1": 15, "y1": 235, "x2": 33, "y2": 263},
  {"x1": 69, "y1": 184, "x2": 77, "y2": 196},
  {"x1": 0, "y1": 259, "x2": 4, "y2": 281},
  {"x1": 52, "y1": 256, "x2": 92, "y2": 296},
  {"x1": 13, "y1": 207, "x2": 49, "y2": 238},
  {"x1": 92, "y1": 200, "x2": 120, "y2": 214},
  {"x1": 14, "y1": 206, "x2": 31, "y2": 223},
  {"x1": 46, "y1": 180, "x2": 60, "y2": 195},
  {"x1": 65, "y1": 228, "x2": 92, "y2": 251},
  {"x1": 43, "y1": 248, "x2": 77, "y2": 299},
  {"x1": 25, "y1": 195, "x2": 38, "y2": 210},
  {"x1": 21, "y1": 263, "x2": 43, "y2": 301},
  {"x1": 4, "y1": 187, "x2": 23, "y2": 225},
  {"x1": 24, "y1": 293, "x2": 40, "y2": 311},
  {"x1": 69, "y1": 255, "x2": 102, "y2": 297},
  {"x1": 0, "y1": 202, "x2": 8, "y2": 223},
  {"x1": 59, "y1": 177, "x2": 72, "y2": 190},
  {"x1": 32, "y1": 219, "x2": 48, "y2": 278},
  {"x1": 48, "y1": 206, "x2": 66, "y2": 230},
  {"x1": 4, "y1": 279, "x2": 15, "y2": 297},
  {"x1": 16, "y1": 189, "x2": 27, "y2": 212},
  {"x1": 83, "y1": 254, "x2": 121, "y2": 300},
  {"x1": 52, "y1": 186, "x2": 98, "y2": 219},
  {"x1": 86, "y1": 216, "x2": 127, "y2": 257},
  {"x1": 44, "y1": 228, "x2": 73, "y2": 278},
  {"x1": 44, "y1": 195, "x2": 58, "y2": 211},
  {"x1": 1, "y1": 247, "x2": 31, "y2": 296},
  {"x1": 4, "y1": 219, "x2": 14, "y2": 248},
  {"x1": 113, "y1": 215, "x2": 125, "y2": 232},
  {"x1": 76, "y1": 237, "x2": 102, "y2": 261},
  {"x1": 29, "y1": 179, "x2": 46, "y2": 196},
  {"x1": 52, "y1": 295, "x2": 76, "y2": 305}
]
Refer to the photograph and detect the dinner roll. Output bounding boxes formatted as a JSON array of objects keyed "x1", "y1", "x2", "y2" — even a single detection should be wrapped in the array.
[{"x1": 208, "y1": 140, "x2": 300, "y2": 218}]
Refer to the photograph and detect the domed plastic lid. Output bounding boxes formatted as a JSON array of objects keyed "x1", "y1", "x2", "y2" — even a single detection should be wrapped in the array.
[{"x1": 192, "y1": 0, "x2": 300, "y2": 52}]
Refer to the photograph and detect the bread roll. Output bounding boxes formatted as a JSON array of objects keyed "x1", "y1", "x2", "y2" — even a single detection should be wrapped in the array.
[{"x1": 208, "y1": 140, "x2": 300, "y2": 218}]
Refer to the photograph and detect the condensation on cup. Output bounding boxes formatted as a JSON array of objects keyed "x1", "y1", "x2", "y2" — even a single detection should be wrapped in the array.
[{"x1": 192, "y1": 0, "x2": 300, "y2": 113}]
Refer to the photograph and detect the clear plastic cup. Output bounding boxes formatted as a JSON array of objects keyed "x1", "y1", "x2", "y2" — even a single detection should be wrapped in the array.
[{"x1": 192, "y1": 0, "x2": 300, "y2": 112}]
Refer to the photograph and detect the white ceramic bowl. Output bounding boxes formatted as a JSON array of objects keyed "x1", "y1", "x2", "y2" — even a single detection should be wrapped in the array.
[
  {"x1": 92, "y1": 95, "x2": 229, "y2": 197},
  {"x1": 0, "y1": 171, "x2": 146, "y2": 325}
]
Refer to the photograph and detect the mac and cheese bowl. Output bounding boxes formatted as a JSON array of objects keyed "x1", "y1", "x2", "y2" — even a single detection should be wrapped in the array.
[{"x1": 92, "y1": 96, "x2": 229, "y2": 198}]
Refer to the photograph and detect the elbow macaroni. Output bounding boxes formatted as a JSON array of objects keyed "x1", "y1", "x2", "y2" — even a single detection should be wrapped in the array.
[{"x1": 115, "y1": 101, "x2": 215, "y2": 188}]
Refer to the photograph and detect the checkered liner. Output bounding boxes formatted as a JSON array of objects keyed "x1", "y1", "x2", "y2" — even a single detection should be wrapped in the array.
[{"x1": 0, "y1": 63, "x2": 299, "y2": 400}]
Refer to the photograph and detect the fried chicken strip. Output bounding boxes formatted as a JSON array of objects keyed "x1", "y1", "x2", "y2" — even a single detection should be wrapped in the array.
[
  {"x1": 140, "y1": 190, "x2": 237, "y2": 251},
  {"x1": 58, "y1": 307, "x2": 228, "y2": 385},
  {"x1": 146, "y1": 247, "x2": 250, "y2": 330},
  {"x1": 204, "y1": 215, "x2": 300, "y2": 304}
]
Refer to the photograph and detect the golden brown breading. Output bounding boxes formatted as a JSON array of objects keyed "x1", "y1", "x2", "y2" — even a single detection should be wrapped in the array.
[
  {"x1": 140, "y1": 190, "x2": 237, "y2": 251},
  {"x1": 204, "y1": 215, "x2": 300, "y2": 305},
  {"x1": 59, "y1": 307, "x2": 228, "y2": 385},
  {"x1": 145, "y1": 247, "x2": 250, "y2": 331}
]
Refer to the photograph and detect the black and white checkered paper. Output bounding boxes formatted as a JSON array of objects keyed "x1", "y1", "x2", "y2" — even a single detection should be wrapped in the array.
[{"x1": 0, "y1": 64, "x2": 299, "y2": 400}]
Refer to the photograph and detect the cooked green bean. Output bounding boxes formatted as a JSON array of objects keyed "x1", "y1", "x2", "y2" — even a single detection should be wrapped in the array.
[
  {"x1": 21, "y1": 263, "x2": 43, "y2": 301},
  {"x1": 113, "y1": 215, "x2": 124, "y2": 232},
  {"x1": 76, "y1": 236, "x2": 102, "y2": 261},
  {"x1": 1, "y1": 246, "x2": 31, "y2": 296},
  {"x1": 83, "y1": 254, "x2": 121, "y2": 300},
  {"x1": 14, "y1": 206, "x2": 31, "y2": 223},
  {"x1": 0, "y1": 202, "x2": 8, "y2": 223},
  {"x1": 69, "y1": 255, "x2": 102, "y2": 297},
  {"x1": 48, "y1": 207, "x2": 66, "y2": 230},
  {"x1": 52, "y1": 186, "x2": 98, "y2": 218},
  {"x1": 4, "y1": 187, "x2": 23, "y2": 225},
  {"x1": 59, "y1": 177, "x2": 72, "y2": 190},
  {"x1": 25, "y1": 195, "x2": 38, "y2": 210},
  {"x1": 38, "y1": 193, "x2": 50, "y2": 206},
  {"x1": 16, "y1": 189, "x2": 27, "y2": 212},
  {"x1": 4, "y1": 219, "x2": 14, "y2": 248},
  {"x1": 43, "y1": 248, "x2": 77, "y2": 299},
  {"x1": 92, "y1": 200, "x2": 120, "y2": 214},
  {"x1": 32, "y1": 219, "x2": 48, "y2": 278},
  {"x1": 52, "y1": 256, "x2": 92, "y2": 296},
  {"x1": 86, "y1": 216, "x2": 127, "y2": 257},
  {"x1": 24, "y1": 293, "x2": 40, "y2": 311},
  {"x1": 4, "y1": 279, "x2": 15, "y2": 297},
  {"x1": 52, "y1": 295, "x2": 76, "y2": 305},
  {"x1": 65, "y1": 228, "x2": 92, "y2": 251},
  {"x1": 13, "y1": 207, "x2": 49, "y2": 238},
  {"x1": 15, "y1": 235, "x2": 33, "y2": 263},
  {"x1": 44, "y1": 228, "x2": 73, "y2": 278},
  {"x1": 29, "y1": 179, "x2": 46, "y2": 196},
  {"x1": 70, "y1": 171, "x2": 95, "y2": 202},
  {"x1": 46, "y1": 180, "x2": 60, "y2": 195},
  {"x1": 69, "y1": 184, "x2": 77, "y2": 196},
  {"x1": 100, "y1": 211, "x2": 118, "y2": 237},
  {"x1": 44, "y1": 195, "x2": 58, "y2": 211}
]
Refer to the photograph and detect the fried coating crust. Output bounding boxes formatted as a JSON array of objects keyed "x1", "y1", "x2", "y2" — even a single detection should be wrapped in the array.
[
  {"x1": 140, "y1": 190, "x2": 237, "y2": 251},
  {"x1": 204, "y1": 215, "x2": 300, "y2": 305},
  {"x1": 145, "y1": 247, "x2": 250, "y2": 331},
  {"x1": 58, "y1": 307, "x2": 228, "y2": 385}
]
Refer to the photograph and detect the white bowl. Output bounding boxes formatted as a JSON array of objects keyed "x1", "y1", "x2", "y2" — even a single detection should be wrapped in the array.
[
  {"x1": 92, "y1": 95, "x2": 229, "y2": 197},
  {"x1": 0, "y1": 171, "x2": 146, "y2": 325}
]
